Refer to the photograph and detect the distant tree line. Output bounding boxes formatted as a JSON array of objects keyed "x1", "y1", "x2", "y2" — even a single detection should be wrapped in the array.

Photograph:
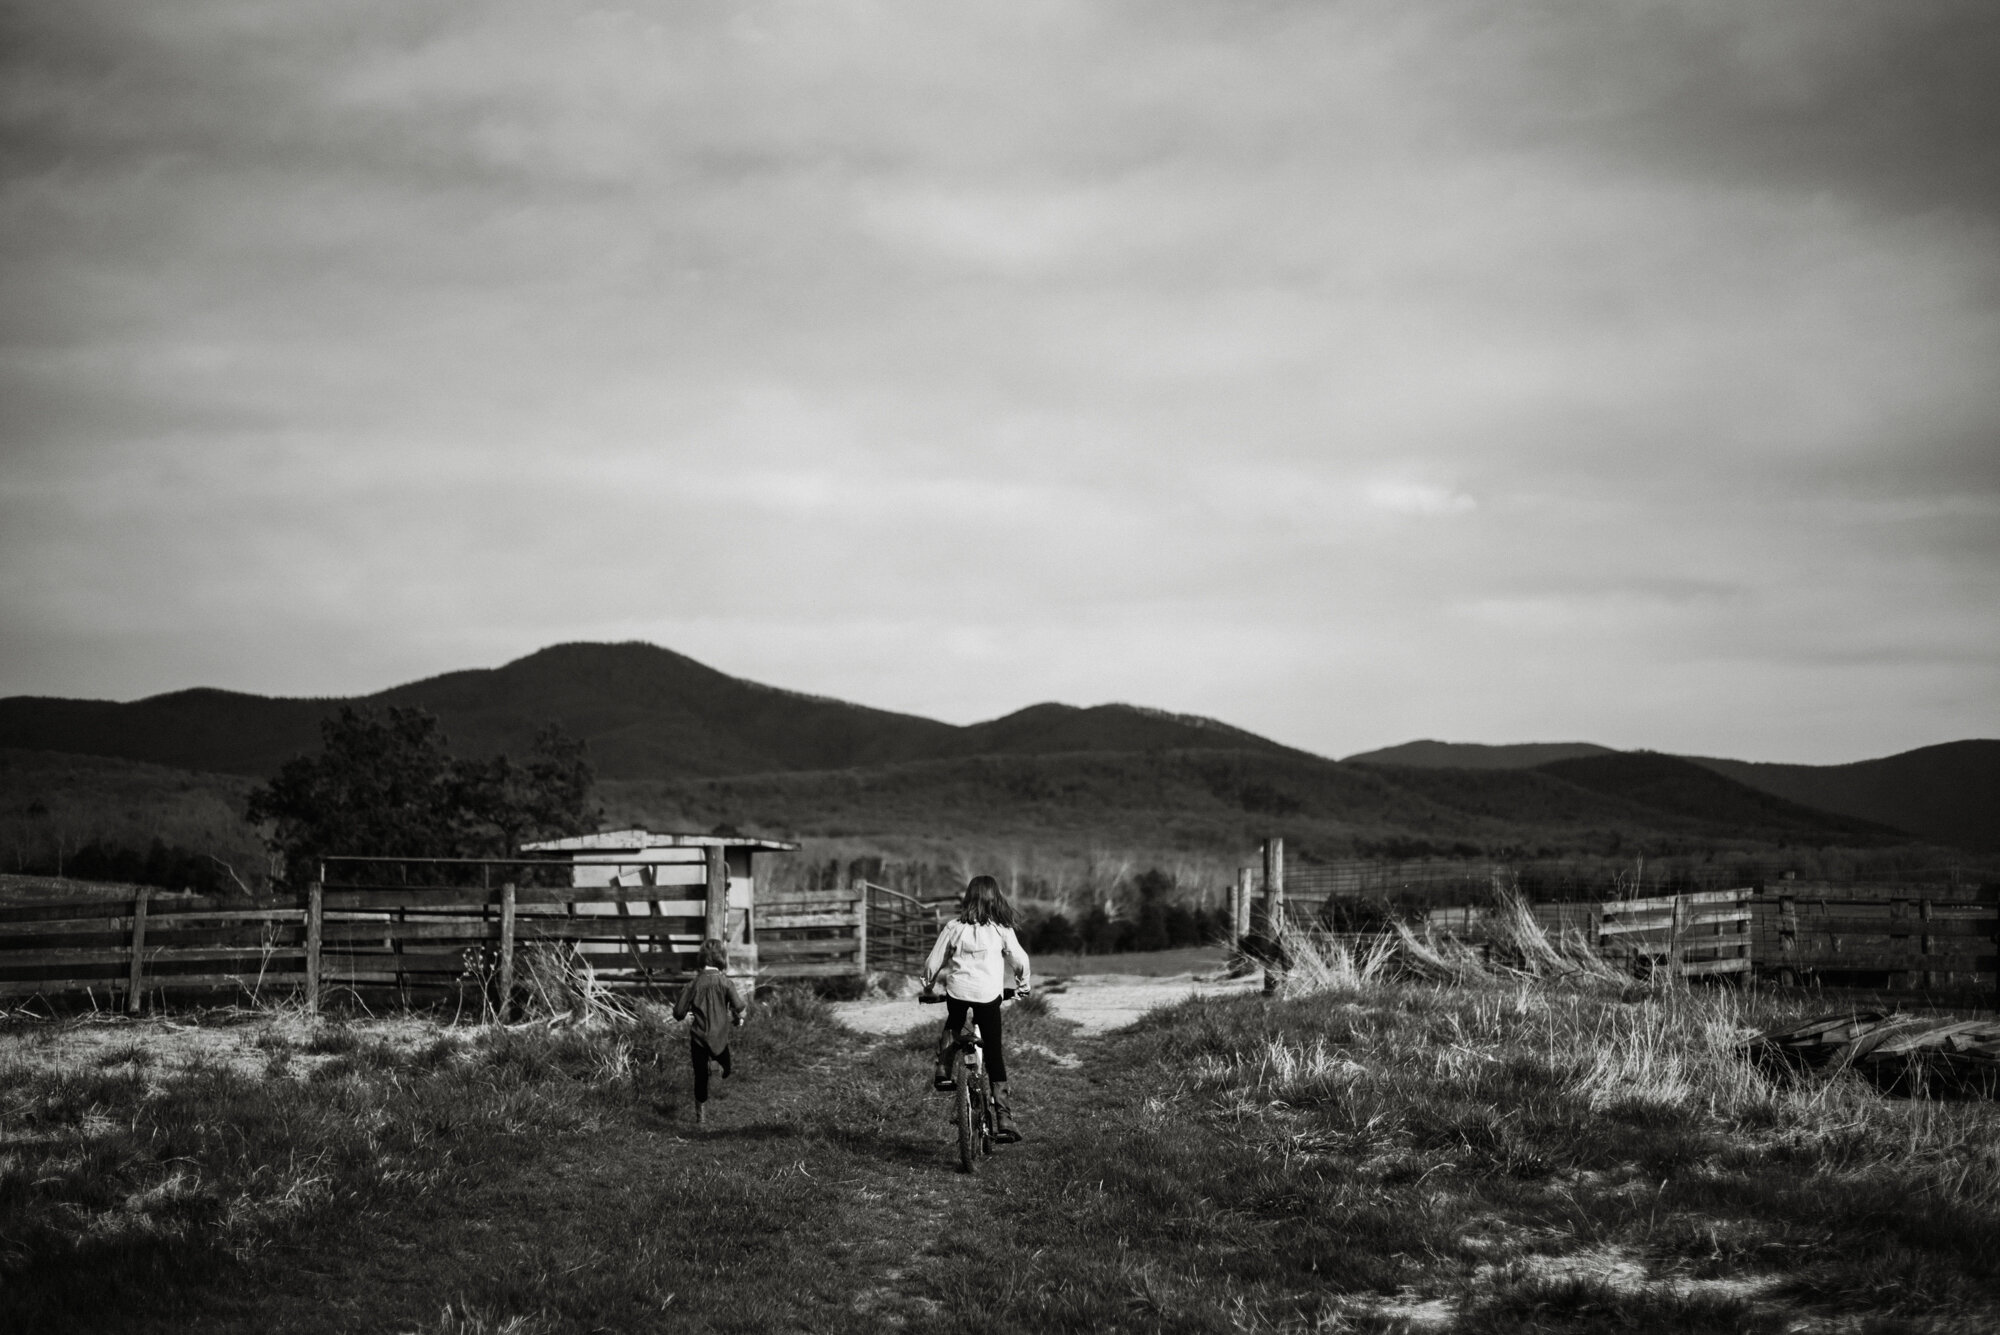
[
  {"x1": 1013, "y1": 867, "x2": 1232, "y2": 956},
  {"x1": 245, "y1": 706, "x2": 600, "y2": 885},
  {"x1": 6, "y1": 836, "x2": 241, "y2": 896}
]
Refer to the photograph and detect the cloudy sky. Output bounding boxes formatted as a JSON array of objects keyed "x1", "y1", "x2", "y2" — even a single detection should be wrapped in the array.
[{"x1": 3, "y1": 1, "x2": 1996, "y2": 764}]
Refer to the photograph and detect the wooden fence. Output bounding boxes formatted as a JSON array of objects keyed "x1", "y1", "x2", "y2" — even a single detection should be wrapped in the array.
[
  {"x1": 863, "y1": 881, "x2": 947, "y2": 977},
  {"x1": 1596, "y1": 889, "x2": 1753, "y2": 979},
  {"x1": 4, "y1": 872, "x2": 1990, "y2": 1009},
  {"x1": 0, "y1": 867, "x2": 887, "y2": 1012},
  {"x1": 757, "y1": 890, "x2": 866, "y2": 979},
  {"x1": 0, "y1": 887, "x2": 307, "y2": 1011},
  {"x1": 1283, "y1": 883, "x2": 1993, "y2": 990},
  {"x1": 753, "y1": 883, "x2": 951, "y2": 979},
  {"x1": 1284, "y1": 888, "x2": 1748, "y2": 982},
  {"x1": 1755, "y1": 882, "x2": 1999, "y2": 989}
]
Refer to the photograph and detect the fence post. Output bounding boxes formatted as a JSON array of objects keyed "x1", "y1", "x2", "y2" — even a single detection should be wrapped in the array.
[
  {"x1": 854, "y1": 881, "x2": 868, "y2": 976},
  {"x1": 1261, "y1": 838, "x2": 1285, "y2": 930},
  {"x1": 497, "y1": 881, "x2": 517, "y2": 1022},
  {"x1": 1668, "y1": 893, "x2": 1685, "y2": 983},
  {"x1": 1234, "y1": 867, "x2": 1253, "y2": 942},
  {"x1": 125, "y1": 886, "x2": 151, "y2": 1015},
  {"x1": 305, "y1": 864, "x2": 324, "y2": 1016},
  {"x1": 705, "y1": 844, "x2": 728, "y2": 943},
  {"x1": 1261, "y1": 837, "x2": 1285, "y2": 994}
]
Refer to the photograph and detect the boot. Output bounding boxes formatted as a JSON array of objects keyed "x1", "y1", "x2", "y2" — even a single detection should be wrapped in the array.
[
  {"x1": 694, "y1": 1101, "x2": 707, "y2": 1128},
  {"x1": 933, "y1": 1040, "x2": 956, "y2": 1092},
  {"x1": 991, "y1": 1081, "x2": 1022, "y2": 1143}
]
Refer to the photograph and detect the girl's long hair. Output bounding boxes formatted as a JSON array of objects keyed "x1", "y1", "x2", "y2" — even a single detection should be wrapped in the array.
[{"x1": 958, "y1": 874, "x2": 1014, "y2": 928}]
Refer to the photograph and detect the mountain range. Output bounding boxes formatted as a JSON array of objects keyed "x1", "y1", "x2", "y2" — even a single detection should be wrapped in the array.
[{"x1": 1, "y1": 641, "x2": 1993, "y2": 855}]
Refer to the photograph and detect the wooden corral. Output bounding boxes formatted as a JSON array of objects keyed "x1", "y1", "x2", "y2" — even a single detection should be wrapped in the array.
[
  {"x1": 1753, "y1": 881, "x2": 1998, "y2": 991},
  {"x1": 0, "y1": 884, "x2": 301, "y2": 1010},
  {"x1": 1275, "y1": 866, "x2": 1994, "y2": 995}
]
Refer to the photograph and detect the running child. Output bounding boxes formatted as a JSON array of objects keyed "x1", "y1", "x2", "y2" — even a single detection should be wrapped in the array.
[
  {"x1": 921, "y1": 874, "x2": 1031, "y2": 1142},
  {"x1": 673, "y1": 938, "x2": 746, "y2": 1126}
]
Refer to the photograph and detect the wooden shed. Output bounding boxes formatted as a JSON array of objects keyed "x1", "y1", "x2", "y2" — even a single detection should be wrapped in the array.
[{"x1": 520, "y1": 829, "x2": 797, "y2": 983}]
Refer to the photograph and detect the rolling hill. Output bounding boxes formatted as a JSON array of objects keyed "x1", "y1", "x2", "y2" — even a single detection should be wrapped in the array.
[
  {"x1": 1343, "y1": 740, "x2": 1617, "y2": 768},
  {"x1": 1345, "y1": 735, "x2": 2000, "y2": 854},
  {"x1": 1683, "y1": 741, "x2": 2000, "y2": 853},
  {"x1": 1, "y1": 641, "x2": 1989, "y2": 868},
  {"x1": 0, "y1": 642, "x2": 1309, "y2": 781}
]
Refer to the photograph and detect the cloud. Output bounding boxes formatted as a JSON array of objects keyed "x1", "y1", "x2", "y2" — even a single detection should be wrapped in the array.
[
  {"x1": 0, "y1": 0, "x2": 1995, "y2": 763},
  {"x1": 1365, "y1": 480, "x2": 1476, "y2": 518}
]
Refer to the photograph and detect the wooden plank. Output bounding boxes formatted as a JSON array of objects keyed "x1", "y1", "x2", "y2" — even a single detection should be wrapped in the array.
[
  {"x1": 756, "y1": 940, "x2": 861, "y2": 959},
  {"x1": 314, "y1": 918, "x2": 700, "y2": 945},
  {"x1": 0, "y1": 972, "x2": 312, "y2": 998},
  {"x1": 854, "y1": 889, "x2": 868, "y2": 974},
  {"x1": 704, "y1": 845, "x2": 727, "y2": 944},
  {"x1": 319, "y1": 921, "x2": 495, "y2": 945},
  {"x1": 319, "y1": 886, "x2": 710, "y2": 911},
  {"x1": 0, "y1": 945, "x2": 310, "y2": 968},
  {"x1": 1790, "y1": 934, "x2": 1994, "y2": 955},
  {"x1": 1784, "y1": 951, "x2": 2000, "y2": 972},
  {"x1": 518, "y1": 917, "x2": 703, "y2": 939},
  {"x1": 0, "y1": 928, "x2": 307, "y2": 956},
  {"x1": 313, "y1": 970, "x2": 465, "y2": 987},
  {"x1": 1599, "y1": 908, "x2": 1748, "y2": 937},
  {"x1": 1680, "y1": 957, "x2": 1754, "y2": 976},
  {"x1": 561, "y1": 898, "x2": 707, "y2": 916},
  {"x1": 758, "y1": 908, "x2": 861, "y2": 930},
  {"x1": 1609, "y1": 889, "x2": 1751, "y2": 914},
  {"x1": 496, "y1": 881, "x2": 516, "y2": 1022},
  {"x1": 0, "y1": 897, "x2": 148, "y2": 920},
  {"x1": 757, "y1": 928, "x2": 858, "y2": 944},
  {"x1": 1598, "y1": 916, "x2": 1675, "y2": 937},
  {"x1": 0, "y1": 909, "x2": 305, "y2": 939},
  {"x1": 760, "y1": 959, "x2": 867, "y2": 978},
  {"x1": 614, "y1": 897, "x2": 662, "y2": 999},
  {"x1": 1781, "y1": 902, "x2": 1995, "y2": 919},
  {"x1": 305, "y1": 872, "x2": 324, "y2": 1016},
  {"x1": 1791, "y1": 917, "x2": 1995, "y2": 937}
]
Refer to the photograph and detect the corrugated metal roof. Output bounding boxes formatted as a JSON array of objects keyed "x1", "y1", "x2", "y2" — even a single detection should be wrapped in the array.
[{"x1": 521, "y1": 828, "x2": 798, "y2": 853}]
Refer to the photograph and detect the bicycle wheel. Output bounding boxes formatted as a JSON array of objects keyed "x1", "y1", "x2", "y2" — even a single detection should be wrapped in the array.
[{"x1": 953, "y1": 1046, "x2": 976, "y2": 1173}]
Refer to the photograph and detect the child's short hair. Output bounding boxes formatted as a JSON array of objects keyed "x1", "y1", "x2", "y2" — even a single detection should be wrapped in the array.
[
  {"x1": 959, "y1": 875, "x2": 1014, "y2": 927},
  {"x1": 698, "y1": 938, "x2": 728, "y2": 970}
]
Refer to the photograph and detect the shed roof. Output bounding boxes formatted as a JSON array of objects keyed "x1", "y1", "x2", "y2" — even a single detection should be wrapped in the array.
[{"x1": 521, "y1": 828, "x2": 799, "y2": 854}]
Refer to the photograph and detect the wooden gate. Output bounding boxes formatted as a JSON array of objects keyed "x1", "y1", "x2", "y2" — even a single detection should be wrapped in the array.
[
  {"x1": 1597, "y1": 889, "x2": 1753, "y2": 980},
  {"x1": 864, "y1": 882, "x2": 943, "y2": 977}
]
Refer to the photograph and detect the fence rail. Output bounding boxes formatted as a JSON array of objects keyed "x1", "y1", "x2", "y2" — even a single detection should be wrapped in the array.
[
  {"x1": 1280, "y1": 884, "x2": 1992, "y2": 987},
  {"x1": 5, "y1": 870, "x2": 1993, "y2": 1010},
  {"x1": 863, "y1": 881, "x2": 945, "y2": 977},
  {"x1": 758, "y1": 890, "x2": 866, "y2": 979}
]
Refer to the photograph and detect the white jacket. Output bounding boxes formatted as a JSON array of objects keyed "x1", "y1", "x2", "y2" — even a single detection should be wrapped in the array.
[{"x1": 923, "y1": 919, "x2": 1030, "y2": 1003}]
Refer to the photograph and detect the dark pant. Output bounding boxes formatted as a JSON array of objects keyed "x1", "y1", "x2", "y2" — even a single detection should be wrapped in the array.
[
  {"x1": 691, "y1": 1037, "x2": 732, "y2": 1103},
  {"x1": 943, "y1": 996, "x2": 1006, "y2": 1083}
]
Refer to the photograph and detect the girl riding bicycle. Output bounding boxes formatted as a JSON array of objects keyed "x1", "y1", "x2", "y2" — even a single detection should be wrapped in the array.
[{"x1": 921, "y1": 875, "x2": 1031, "y2": 1142}]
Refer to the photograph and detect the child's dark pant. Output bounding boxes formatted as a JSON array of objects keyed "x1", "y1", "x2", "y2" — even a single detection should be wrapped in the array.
[
  {"x1": 690, "y1": 1037, "x2": 732, "y2": 1103},
  {"x1": 943, "y1": 996, "x2": 1007, "y2": 1082}
]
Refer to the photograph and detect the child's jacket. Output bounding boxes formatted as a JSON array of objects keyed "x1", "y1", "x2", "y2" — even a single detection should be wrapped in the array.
[
  {"x1": 674, "y1": 967, "x2": 746, "y2": 1051},
  {"x1": 923, "y1": 920, "x2": 1030, "y2": 1003}
]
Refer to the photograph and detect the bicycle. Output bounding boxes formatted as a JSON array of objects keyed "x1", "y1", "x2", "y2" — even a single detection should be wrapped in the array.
[{"x1": 919, "y1": 987, "x2": 1018, "y2": 1173}]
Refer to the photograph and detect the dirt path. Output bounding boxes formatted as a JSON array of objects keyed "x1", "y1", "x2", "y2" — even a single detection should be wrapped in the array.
[
  {"x1": 5, "y1": 971, "x2": 1263, "y2": 1332},
  {"x1": 831, "y1": 968, "x2": 1263, "y2": 1038}
]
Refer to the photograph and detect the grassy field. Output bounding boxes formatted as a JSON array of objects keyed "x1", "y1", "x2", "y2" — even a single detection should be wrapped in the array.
[{"x1": 3, "y1": 968, "x2": 1997, "y2": 1333}]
